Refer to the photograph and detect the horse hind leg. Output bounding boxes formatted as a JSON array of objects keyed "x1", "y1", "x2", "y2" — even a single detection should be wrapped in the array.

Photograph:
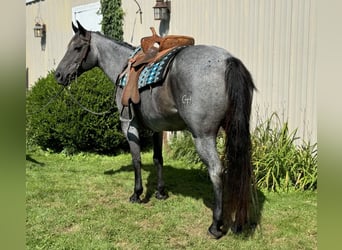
[{"x1": 194, "y1": 136, "x2": 224, "y2": 239}]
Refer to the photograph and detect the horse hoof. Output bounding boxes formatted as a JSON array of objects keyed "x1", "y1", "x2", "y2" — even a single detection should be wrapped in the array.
[
  {"x1": 129, "y1": 195, "x2": 142, "y2": 203},
  {"x1": 155, "y1": 192, "x2": 168, "y2": 200},
  {"x1": 208, "y1": 226, "x2": 223, "y2": 239},
  {"x1": 231, "y1": 224, "x2": 243, "y2": 234}
]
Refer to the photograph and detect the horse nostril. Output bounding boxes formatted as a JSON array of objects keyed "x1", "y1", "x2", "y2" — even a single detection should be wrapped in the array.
[{"x1": 55, "y1": 72, "x2": 64, "y2": 83}]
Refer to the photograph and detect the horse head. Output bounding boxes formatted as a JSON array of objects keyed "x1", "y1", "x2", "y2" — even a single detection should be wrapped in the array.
[{"x1": 55, "y1": 21, "x2": 97, "y2": 85}]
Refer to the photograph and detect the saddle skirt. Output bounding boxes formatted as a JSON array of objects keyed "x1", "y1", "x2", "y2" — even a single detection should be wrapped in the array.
[{"x1": 118, "y1": 45, "x2": 188, "y2": 89}]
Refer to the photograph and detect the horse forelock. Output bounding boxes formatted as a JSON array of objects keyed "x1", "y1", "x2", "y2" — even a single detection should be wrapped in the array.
[
  {"x1": 67, "y1": 33, "x2": 84, "y2": 49},
  {"x1": 67, "y1": 35, "x2": 76, "y2": 48}
]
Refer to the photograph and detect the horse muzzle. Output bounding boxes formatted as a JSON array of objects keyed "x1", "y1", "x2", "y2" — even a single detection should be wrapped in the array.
[{"x1": 55, "y1": 70, "x2": 77, "y2": 86}]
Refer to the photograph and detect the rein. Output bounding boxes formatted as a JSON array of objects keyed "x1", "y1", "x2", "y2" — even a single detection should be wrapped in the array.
[
  {"x1": 65, "y1": 75, "x2": 116, "y2": 116},
  {"x1": 26, "y1": 86, "x2": 66, "y2": 116},
  {"x1": 27, "y1": 84, "x2": 116, "y2": 116}
]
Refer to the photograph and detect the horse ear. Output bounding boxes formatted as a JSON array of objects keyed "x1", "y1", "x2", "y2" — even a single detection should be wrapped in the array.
[
  {"x1": 72, "y1": 22, "x2": 78, "y2": 34},
  {"x1": 76, "y1": 20, "x2": 87, "y2": 36}
]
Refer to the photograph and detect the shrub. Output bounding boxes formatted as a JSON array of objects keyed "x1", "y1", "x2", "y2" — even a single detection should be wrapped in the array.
[
  {"x1": 167, "y1": 114, "x2": 317, "y2": 191},
  {"x1": 168, "y1": 130, "x2": 226, "y2": 167},
  {"x1": 26, "y1": 68, "x2": 152, "y2": 155},
  {"x1": 252, "y1": 113, "x2": 317, "y2": 191},
  {"x1": 168, "y1": 131, "x2": 202, "y2": 165}
]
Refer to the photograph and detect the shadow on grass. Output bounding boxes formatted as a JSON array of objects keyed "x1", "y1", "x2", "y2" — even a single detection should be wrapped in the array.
[
  {"x1": 104, "y1": 162, "x2": 265, "y2": 237},
  {"x1": 26, "y1": 154, "x2": 45, "y2": 167},
  {"x1": 105, "y1": 163, "x2": 212, "y2": 204}
]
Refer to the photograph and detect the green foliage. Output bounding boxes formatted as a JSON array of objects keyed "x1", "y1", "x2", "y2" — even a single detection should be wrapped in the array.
[
  {"x1": 168, "y1": 113, "x2": 317, "y2": 191},
  {"x1": 26, "y1": 68, "x2": 128, "y2": 155},
  {"x1": 99, "y1": 0, "x2": 124, "y2": 40},
  {"x1": 168, "y1": 130, "x2": 226, "y2": 167},
  {"x1": 252, "y1": 113, "x2": 317, "y2": 191},
  {"x1": 168, "y1": 131, "x2": 201, "y2": 165}
]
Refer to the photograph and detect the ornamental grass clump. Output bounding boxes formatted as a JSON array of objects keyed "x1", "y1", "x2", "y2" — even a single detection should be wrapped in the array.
[{"x1": 251, "y1": 113, "x2": 317, "y2": 191}]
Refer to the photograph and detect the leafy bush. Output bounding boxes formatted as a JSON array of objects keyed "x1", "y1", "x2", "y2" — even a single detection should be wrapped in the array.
[
  {"x1": 168, "y1": 130, "x2": 226, "y2": 167},
  {"x1": 252, "y1": 113, "x2": 317, "y2": 191},
  {"x1": 26, "y1": 68, "x2": 152, "y2": 155},
  {"x1": 168, "y1": 131, "x2": 201, "y2": 165},
  {"x1": 167, "y1": 114, "x2": 317, "y2": 191}
]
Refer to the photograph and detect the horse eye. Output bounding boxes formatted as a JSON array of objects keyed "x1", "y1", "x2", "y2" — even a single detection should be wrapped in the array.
[{"x1": 74, "y1": 46, "x2": 82, "y2": 51}]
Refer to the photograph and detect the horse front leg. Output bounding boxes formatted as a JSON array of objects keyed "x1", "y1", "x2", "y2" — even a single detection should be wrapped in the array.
[
  {"x1": 153, "y1": 132, "x2": 168, "y2": 200},
  {"x1": 123, "y1": 119, "x2": 143, "y2": 203}
]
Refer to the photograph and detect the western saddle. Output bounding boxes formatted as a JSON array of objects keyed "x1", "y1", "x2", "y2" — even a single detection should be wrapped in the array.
[{"x1": 121, "y1": 27, "x2": 195, "y2": 106}]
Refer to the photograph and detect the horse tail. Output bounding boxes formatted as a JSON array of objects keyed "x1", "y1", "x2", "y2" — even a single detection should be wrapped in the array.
[{"x1": 223, "y1": 56, "x2": 256, "y2": 231}]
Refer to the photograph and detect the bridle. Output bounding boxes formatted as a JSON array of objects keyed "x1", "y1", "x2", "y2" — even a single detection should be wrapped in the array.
[
  {"x1": 63, "y1": 31, "x2": 92, "y2": 85},
  {"x1": 66, "y1": 31, "x2": 116, "y2": 115},
  {"x1": 75, "y1": 31, "x2": 91, "y2": 72}
]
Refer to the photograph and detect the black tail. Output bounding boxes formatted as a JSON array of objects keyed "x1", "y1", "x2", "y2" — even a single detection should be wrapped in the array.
[{"x1": 223, "y1": 57, "x2": 256, "y2": 231}]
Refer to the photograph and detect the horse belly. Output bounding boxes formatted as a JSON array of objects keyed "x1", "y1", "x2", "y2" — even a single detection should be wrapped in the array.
[
  {"x1": 140, "y1": 114, "x2": 186, "y2": 132},
  {"x1": 137, "y1": 86, "x2": 186, "y2": 132}
]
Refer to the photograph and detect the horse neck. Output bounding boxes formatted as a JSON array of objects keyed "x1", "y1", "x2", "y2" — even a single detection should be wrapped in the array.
[{"x1": 91, "y1": 32, "x2": 133, "y2": 83}]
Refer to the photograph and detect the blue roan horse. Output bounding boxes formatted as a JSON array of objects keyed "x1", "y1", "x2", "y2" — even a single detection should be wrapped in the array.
[{"x1": 55, "y1": 22, "x2": 256, "y2": 239}]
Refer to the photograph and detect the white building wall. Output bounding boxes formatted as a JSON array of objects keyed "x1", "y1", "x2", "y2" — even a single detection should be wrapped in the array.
[{"x1": 122, "y1": 0, "x2": 317, "y2": 142}]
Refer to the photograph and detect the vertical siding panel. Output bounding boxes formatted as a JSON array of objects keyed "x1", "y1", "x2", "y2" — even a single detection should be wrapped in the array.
[
  {"x1": 308, "y1": 0, "x2": 317, "y2": 142},
  {"x1": 273, "y1": 1, "x2": 283, "y2": 119},
  {"x1": 269, "y1": 0, "x2": 277, "y2": 115},
  {"x1": 263, "y1": 0, "x2": 272, "y2": 115},
  {"x1": 288, "y1": 0, "x2": 297, "y2": 131},
  {"x1": 295, "y1": 0, "x2": 305, "y2": 134},
  {"x1": 279, "y1": 0, "x2": 290, "y2": 120},
  {"x1": 284, "y1": 0, "x2": 293, "y2": 121},
  {"x1": 292, "y1": 0, "x2": 305, "y2": 138},
  {"x1": 300, "y1": 0, "x2": 310, "y2": 140}
]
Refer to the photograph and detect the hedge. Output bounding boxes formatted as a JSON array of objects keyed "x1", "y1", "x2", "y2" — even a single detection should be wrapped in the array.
[{"x1": 26, "y1": 68, "x2": 152, "y2": 155}]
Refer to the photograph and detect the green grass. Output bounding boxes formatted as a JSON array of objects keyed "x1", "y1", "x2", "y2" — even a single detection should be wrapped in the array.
[{"x1": 26, "y1": 150, "x2": 317, "y2": 249}]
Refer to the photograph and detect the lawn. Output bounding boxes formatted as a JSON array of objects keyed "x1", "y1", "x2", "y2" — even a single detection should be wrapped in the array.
[{"x1": 26, "y1": 150, "x2": 317, "y2": 249}]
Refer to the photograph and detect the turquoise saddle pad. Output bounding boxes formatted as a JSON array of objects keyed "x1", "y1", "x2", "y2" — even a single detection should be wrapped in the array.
[{"x1": 118, "y1": 46, "x2": 188, "y2": 89}]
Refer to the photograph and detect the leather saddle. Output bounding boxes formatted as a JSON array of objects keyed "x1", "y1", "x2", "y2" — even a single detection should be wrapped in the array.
[{"x1": 121, "y1": 27, "x2": 194, "y2": 106}]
